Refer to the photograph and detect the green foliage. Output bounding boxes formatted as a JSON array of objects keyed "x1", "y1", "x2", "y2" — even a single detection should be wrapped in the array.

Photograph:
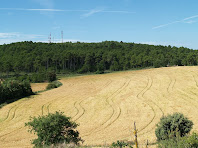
[
  {"x1": 184, "y1": 132, "x2": 198, "y2": 148},
  {"x1": 157, "y1": 132, "x2": 198, "y2": 148},
  {"x1": 111, "y1": 140, "x2": 133, "y2": 148},
  {"x1": 46, "y1": 81, "x2": 62, "y2": 90},
  {"x1": 25, "y1": 111, "x2": 83, "y2": 147},
  {"x1": 14, "y1": 71, "x2": 57, "y2": 83},
  {"x1": 0, "y1": 79, "x2": 33, "y2": 104},
  {"x1": 31, "y1": 72, "x2": 46, "y2": 83},
  {"x1": 0, "y1": 41, "x2": 197, "y2": 75},
  {"x1": 155, "y1": 113, "x2": 193, "y2": 141},
  {"x1": 46, "y1": 71, "x2": 57, "y2": 82},
  {"x1": 46, "y1": 83, "x2": 57, "y2": 90}
]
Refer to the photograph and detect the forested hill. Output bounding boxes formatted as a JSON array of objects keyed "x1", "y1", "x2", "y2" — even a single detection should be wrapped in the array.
[{"x1": 0, "y1": 41, "x2": 197, "y2": 74}]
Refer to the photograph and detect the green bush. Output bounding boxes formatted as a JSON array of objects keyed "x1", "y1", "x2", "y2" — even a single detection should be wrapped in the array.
[
  {"x1": 46, "y1": 81, "x2": 62, "y2": 90},
  {"x1": 17, "y1": 71, "x2": 57, "y2": 83},
  {"x1": 31, "y1": 72, "x2": 46, "y2": 83},
  {"x1": 25, "y1": 111, "x2": 83, "y2": 147},
  {"x1": 158, "y1": 132, "x2": 198, "y2": 148},
  {"x1": 111, "y1": 140, "x2": 133, "y2": 148},
  {"x1": 46, "y1": 83, "x2": 57, "y2": 90},
  {"x1": 47, "y1": 71, "x2": 57, "y2": 82},
  {"x1": 155, "y1": 113, "x2": 193, "y2": 141},
  {"x1": 0, "y1": 80, "x2": 33, "y2": 104}
]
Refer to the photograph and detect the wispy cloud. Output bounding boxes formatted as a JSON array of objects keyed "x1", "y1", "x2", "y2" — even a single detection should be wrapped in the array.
[
  {"x1": 0, "y1": 8, "x2": 135, "y2": 14},
  {"x1": 0, "y1": 32, "x2": 20, "y2": 38},
  {"x1": 152, "y1": 21, "x2": 180, "y2": 29},
  {"x1": 81, "y1": 8, "x2": 104, "y2": 18},
  {"x1": 0, "y1": 8, "x2": 64, "y2": 12},
  {"x1": 0, "y1": 32, "x2": 99, "y2": 45},
  {"x1": 0, "y1": 32, "x2": 45, "y2": 44},
  {"x1": 153, "y1": 14, "x2": 198, "y2": 29},
  {"x1": 81, "y1": 8, "x2": 135, "y2": 18}
]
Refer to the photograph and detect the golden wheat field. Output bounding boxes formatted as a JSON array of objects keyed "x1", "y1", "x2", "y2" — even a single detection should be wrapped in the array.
[
  {"x1": 31, "y1": 83, "x2": 48, "y2": 92},
  {"x1": 1, "y1": 66, "x2": 198, "y2": 147}
]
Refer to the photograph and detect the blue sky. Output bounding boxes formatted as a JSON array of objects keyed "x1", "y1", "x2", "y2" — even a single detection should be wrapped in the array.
[{"x1": 0, "y1": 0, "x2": 198, "y2": 49}]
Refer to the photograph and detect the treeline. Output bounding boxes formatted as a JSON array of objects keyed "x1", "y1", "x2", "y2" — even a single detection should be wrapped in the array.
[
  {"x1": 0, "y1": 41, "x2": 197, "y2": 75},
  {"x1": 0, "y1": 80, "x2": 33, "y2": 104},
  {"x1": 17, "y1": 71, "x2": 56, "y2": 83}
]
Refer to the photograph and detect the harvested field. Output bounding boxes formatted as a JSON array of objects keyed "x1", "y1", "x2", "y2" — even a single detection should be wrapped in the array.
[
  {"x1": 1, "y1": 66, "x2": 198, "y2": 147},
  {"x1": 31, "y1": 83, "x2": 48, "y2": 92}
]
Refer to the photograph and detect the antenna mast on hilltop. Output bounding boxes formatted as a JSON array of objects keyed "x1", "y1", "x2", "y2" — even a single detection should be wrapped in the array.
[
  {"x1": 48, "y1": 32, "x2": 51, "y2": 43},
  {"x1": 61, "y1": 31, "x2": 63, "y2": 43}
]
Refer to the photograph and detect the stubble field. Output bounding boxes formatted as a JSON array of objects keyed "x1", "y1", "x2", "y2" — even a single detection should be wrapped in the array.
[{"x1": 1, "y1": 66, "x2": 198, "y2": 147}]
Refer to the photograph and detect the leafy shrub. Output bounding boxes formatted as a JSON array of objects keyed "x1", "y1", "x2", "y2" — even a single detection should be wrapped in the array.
[
  {"x1": 25, "y1": 111, "x2": 83, "y2": 147},
  {"x1": 184, "y1": 132, "x2": 198, "y2": 148},
  {"x1": 0, "y1": 80, "x2": 33, "y2": 104},
  {"x1": 46, "y1": 83, "x2": 57, "y2": 90},
  {"x1": 46, "y1": 81, "x2": 62, "y2": 90},
  {"x1": 47, "y1": 71, "x2": 57, "y2": 82},
  {"x1": 17, "y1": 71, "x2": 57, "y2": 83},
  {"x1": 111, "y1": 140, "x2": 133, "y2": 148},
  {"x1": 155, "y1": 113, "x2": 193, "y2": 141},
  {"x1": 31, "y1": 72, "x2": 46, "y2": 83},
  {"x1": 158, "y1": 132, "x2": 198, "y2": 148}
]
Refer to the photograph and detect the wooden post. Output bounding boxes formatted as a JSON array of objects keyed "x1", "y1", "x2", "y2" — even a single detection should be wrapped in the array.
[{"x1": 134, "y1": 122, "x2": 138, "y2": 148}]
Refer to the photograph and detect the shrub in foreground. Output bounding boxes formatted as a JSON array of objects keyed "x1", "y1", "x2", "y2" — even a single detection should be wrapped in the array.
[
  {"x1": 158, "y1": 132, "x2": 198, "y2": 148},
  {"x1": 111, "y1": 140, "x2": 133, "y2": 148},
  {"x1": 25, "y1": 111, "x2": 83, "y2": 147},
  {"x1": 155, "y1": 113, "x2": 193, "y2": 141}
]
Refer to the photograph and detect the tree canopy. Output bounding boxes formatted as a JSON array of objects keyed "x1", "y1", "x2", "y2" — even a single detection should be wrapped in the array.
[{"x1": 0, "y1": 41, "x2": 197, "y2": 75}]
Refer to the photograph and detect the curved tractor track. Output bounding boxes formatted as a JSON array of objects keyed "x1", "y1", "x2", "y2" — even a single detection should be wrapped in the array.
[{"x1": 1, "y1": 67, "x2": 198, "y2": 147}]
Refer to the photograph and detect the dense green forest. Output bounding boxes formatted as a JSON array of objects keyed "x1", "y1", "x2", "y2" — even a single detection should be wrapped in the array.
[{"x1": 0, "y1": 41, "x2": 197, "y2": 75}]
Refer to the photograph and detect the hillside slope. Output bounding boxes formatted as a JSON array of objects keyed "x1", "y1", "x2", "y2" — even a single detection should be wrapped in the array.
[{"x1": 1, "y1": 67, "x2": 198, "y2": 147}]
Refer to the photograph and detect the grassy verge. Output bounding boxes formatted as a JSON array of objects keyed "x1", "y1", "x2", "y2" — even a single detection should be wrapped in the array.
[{"x1": 57, "y1": 67, "x2": 155, "y2": 79}]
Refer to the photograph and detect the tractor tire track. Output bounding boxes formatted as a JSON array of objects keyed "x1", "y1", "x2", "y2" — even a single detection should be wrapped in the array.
[
  {"x1": 0, "y1": 105, "x2": 17, "y2": 124},
  {"x1": 72, "y1": 79, "x2": 112, "y2": 121},
  {"x1": 74, "y1": 100, "x2": 86, "y2": 121},
  {"x1": 0, "y1": 105, "x2": 19, "y2": 125},
  {"x1": 102, "y1": 79, "x2": 131, "y2": 129},
  {"x1": 83, "y1": 78, "x2": 131, "y2": 137},
  {"x1": 135, "y1": 76, "x2": 164, "y2": 136},
  {"x1": 0, "y1": 127, "x2": 23, "y2": 141},
  {"x1": 167, "y1": 75, "x2": 176, "y2": 93},
  {"x1": 136, "y1": 76, "x2": 155, "y2": 134},
  {"x1": 71, "y1": 101, "x2": 79, "y2": 118}
]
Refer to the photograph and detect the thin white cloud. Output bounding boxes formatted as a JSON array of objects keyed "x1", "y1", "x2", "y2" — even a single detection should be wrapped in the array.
[
  {"x1": 0, "y1": 32, "x2": 20, "y2": 38},
  {"x1": 184, "y1": 20, "x2": 197, "y2": 24},
  {"x1": 0, "y1": 32, "x2": 99, "y2": 45},
  {"x1": 183, "y1": 15, "x2": 198, "y2": 21},
  {"x1": 0, "y1": 8, "x2": 64, "y2": 12},
  {"x1": 0, "y1": 8, "x2": 135, "y2": 14},
  {"x1": 102, "y1": 10, "x2": 135, "y2": 13},
  {"x1": 0, "y1": 32, "x2": 45, "y2": 44},
  {"x1": 152, "y1": 21, "x2": 180, "y2": 29},
  {"x1": 81, "y1": 8, "x2": 104, "y2": 18},
  {"x1": 153, "y1": 14, "x2": 198, "y2": 29}
]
